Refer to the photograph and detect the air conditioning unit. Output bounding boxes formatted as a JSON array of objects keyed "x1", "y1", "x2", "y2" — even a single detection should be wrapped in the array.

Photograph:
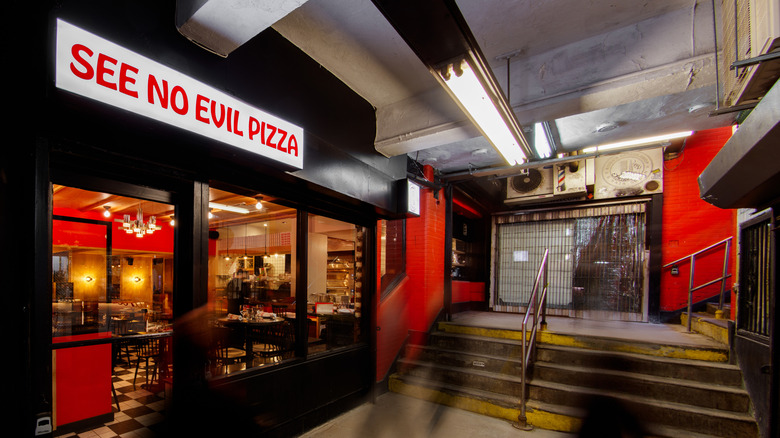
[
  {"x1": 751, "y1": 0, "x2": 780, "y2": 56},
  {"x1": 553, "y1": 160, "x2": 587, "y2": 198},
  {"x1": 593, "y1": 149, "x2": 664, "y2": 199},
  {"x1": 505, "y1": 167, "x2": 554, "y2": 204},
  {"x1": 732, "y1": 0, "x2": 780, "y2": 104}
]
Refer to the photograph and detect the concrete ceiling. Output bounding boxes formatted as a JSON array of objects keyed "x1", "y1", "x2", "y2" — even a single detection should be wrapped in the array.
[{"x1": 178, "y1": 0, "x2": 739, "y2": 177}]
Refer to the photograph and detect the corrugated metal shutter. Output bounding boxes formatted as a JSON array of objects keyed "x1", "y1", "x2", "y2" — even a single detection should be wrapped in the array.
[{"x1": 492, "y1": 202, "x2": 647, "y2": 321}]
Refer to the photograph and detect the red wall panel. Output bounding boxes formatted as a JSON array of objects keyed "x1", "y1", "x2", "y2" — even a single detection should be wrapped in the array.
[{"x1": 660, "y1": 127, "x2": 737, "y2": 313}]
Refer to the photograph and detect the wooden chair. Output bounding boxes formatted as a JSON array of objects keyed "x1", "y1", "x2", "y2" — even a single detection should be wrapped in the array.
[
  {"x1": 210, "y1": 326, "x2": 246, "y2": 375},
  {"x1": 250, "y1": 321, "x2": 295, "y2": 364},
  {"x1": 133, "y1": 337, "x2": 161, "y2": 390}
]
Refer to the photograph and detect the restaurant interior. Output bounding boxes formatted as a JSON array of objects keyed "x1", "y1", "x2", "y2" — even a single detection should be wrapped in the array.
[{"x1": 50, "y1": 182, "x2": 367, "y2": 430}]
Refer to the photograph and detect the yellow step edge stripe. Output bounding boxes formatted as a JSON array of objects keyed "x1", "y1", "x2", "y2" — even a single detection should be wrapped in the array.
[{"x1": 388, "y1": 377, "x2": 581, "y2": 433}]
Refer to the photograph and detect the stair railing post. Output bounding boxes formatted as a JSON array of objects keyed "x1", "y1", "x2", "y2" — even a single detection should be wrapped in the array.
[
  {"x1": 518, "y1": 318, "x2": 528, "y2": 428},
  {"x1": 687, "y1": 254, "x2": 696, "y2": 332},
  {"x1": 718, "y1": 238, "x2": 731, "y2": 315}
]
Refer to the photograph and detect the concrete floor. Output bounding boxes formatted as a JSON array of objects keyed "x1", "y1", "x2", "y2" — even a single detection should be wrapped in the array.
[{"x1": 298, "y1": 392, "x2": 575, "y2": 438}]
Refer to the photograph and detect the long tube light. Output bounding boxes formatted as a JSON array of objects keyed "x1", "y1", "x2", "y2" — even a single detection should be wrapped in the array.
[
  {"x1": 582, "y1": 131, "x2": 694, "y2": 153},
  {"x1": 437, "y1": 57, "x2": 529, "y2": 166},
  {"x1": 209, "y1": 202, "x2": 249, "y2": 214}
]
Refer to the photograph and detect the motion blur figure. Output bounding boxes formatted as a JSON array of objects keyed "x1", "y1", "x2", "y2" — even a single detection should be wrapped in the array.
[
  {"x1": 161, "y1": 305, "x2": 264, "y2": 436},
  {"x1": 577, "y1": 395, "x2": 644, "y2": 438}
]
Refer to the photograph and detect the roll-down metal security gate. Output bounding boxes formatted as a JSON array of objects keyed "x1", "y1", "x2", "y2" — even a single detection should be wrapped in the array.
[{"x1": 492, "y1": 203, "x2": 648, "y2": 321}]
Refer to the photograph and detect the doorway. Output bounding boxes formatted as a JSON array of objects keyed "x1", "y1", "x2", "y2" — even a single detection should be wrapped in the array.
[{"x1": 51, "y1": 184, "x2": 175, "y2": 435}]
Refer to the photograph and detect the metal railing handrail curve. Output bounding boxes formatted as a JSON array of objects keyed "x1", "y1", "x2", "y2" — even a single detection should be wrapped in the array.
[{"x1": 662, "y1": 236, "x2": 733, "y2": 332}]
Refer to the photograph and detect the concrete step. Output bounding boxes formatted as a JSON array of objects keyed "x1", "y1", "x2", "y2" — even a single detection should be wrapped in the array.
[
  {"x1": 529, "y1": 380, "x2": 758, "y2": 438},
  {"x1": 437, "y1": 321, "x2": 730, "y2": 362},
  {"x1": 425, "y1": 331, "x2": 526, "y2": 359},
  {"x1": 388, "y1": 373, "x2": 526, "y2": 424},
  {"x1": 526, "y1": 399, "x2": 741, "y2": 438},
  {"x1": 682, "y1": 312, "x2": 731, "y2": 345},
  {"x1": 397, "y1": 359, "x2": 524, "y2": 398},
  {"x1": 404, "y1": 343, "x2": 523, "y2": 376},
  {"x1": 390, "y1": 373, "x2": 736, "y2": 438},
  {"x1": 536, "y1": 344, "x2": 744, "y2": 386},
  {"x1": 533, "y1": 361, "x2": 751, "y2": 413}
]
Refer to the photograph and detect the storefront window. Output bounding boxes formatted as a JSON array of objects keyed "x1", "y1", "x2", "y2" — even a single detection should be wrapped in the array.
[
  {"x1": 380, "y1": 219, "x2": 405, "y2": 297},
  {"x1": 207, "y1": 188, "x2": 297, "y2": 375},
  {"x1": 52, "y1": 185, "x2": 175, "y2": 335},
  {"x1": 307, "y1": 214, "x2": 366, "y2": 354}
]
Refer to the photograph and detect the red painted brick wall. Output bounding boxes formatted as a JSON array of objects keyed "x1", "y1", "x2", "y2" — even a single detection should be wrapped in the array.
[
  {"x1": 661, "y1": 127, "x2": 737, "y2": 314},
  {"x1": 376, "y1": 165, "x2": 446, "y2": 381}
]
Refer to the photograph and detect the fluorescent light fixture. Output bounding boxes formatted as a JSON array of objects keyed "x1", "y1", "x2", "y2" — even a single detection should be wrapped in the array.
[
  {"x1": 582, "y1": 131, "x2": 693, "y2": 153},
  {"x1": 533, "y1": 122, "x2": 553, "y2": 159},
  {"x1": 209, "y1": 202, "x2": 250, "y2": 214},
  {"x1": 438, "y1": 58, "x2": 528, "y2": 165}
]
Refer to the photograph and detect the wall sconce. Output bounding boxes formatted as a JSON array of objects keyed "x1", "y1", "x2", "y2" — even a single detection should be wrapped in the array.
[
  {"x1": 132, "y1": 276, "x2": 142, "y2": 283},
  {"x1": 84, "y1": 275, "x2": 94, "y2": 283}
]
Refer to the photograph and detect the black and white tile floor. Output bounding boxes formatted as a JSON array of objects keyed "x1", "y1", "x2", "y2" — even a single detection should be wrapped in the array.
[{"x1": 54, "y1": 354, "x2": 169, "y2": 437}]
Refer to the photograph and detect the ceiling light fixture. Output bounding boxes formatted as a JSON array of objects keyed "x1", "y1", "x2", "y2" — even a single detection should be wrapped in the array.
[
  {"x1": 581, "y1": 131, "x2": 694, "y2": 153},
  {"x1": 121, "y1": 205, "x2": 161, "y2": 238},
  {"x1": 533, "y1": 122, "x2": 553, "y2": 159},
  {"x1": 102, "y1": 206, "x2": 111, "y2": 218},
  {"x1": 209, "y1": 202, "x2": 250, "y2": 214},
  {"x1": 438, "y1": 57, "x2": 530, "y2": 165}
]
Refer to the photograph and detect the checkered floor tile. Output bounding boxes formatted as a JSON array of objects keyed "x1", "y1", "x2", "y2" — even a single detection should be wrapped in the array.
[{"x1": 54, "y1": 352, "x2": 170, "y2": 437}]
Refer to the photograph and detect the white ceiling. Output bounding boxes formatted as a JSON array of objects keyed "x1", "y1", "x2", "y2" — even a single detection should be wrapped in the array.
[{"x1": 179, "y1": 0, "x2": 738, "y2": 176}]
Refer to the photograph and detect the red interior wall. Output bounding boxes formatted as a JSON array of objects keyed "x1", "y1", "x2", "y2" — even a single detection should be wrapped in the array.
[
  {"x1": 54, "y1": 206, "x2": 174, "y2": 253},
  {"x1": 661, "y1": 127, "x2": 737, "y2": 314},
  {"x1": 376, "y1": 166, "x2": 446, "y2": 381}
]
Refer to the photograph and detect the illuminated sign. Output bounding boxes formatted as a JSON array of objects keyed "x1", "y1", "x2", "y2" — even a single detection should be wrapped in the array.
[
  {"x1": 55, "y1": 19, "x2": 304, "y2": 169},
  {"x1": 407, "y1": 179, "x2": 421, "y2": 216}
]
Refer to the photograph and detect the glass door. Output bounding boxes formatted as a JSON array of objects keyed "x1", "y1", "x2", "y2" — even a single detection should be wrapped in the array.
[{"x1": 51, "y1": 185, "x2": 174, "y2": 434}]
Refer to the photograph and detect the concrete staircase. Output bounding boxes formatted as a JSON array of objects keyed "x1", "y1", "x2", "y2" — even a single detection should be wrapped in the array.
[{"x1": 389, "y1": 320, "x2": 758, "y2": 438}]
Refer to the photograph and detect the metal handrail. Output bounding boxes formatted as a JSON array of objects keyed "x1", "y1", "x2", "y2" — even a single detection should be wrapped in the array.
[
  {"x1": 516, "y1": 249, "x2": 549, "y2": 431},
  {"x1": 662, "y1": 236, "x2": 733, "y2": 332}
]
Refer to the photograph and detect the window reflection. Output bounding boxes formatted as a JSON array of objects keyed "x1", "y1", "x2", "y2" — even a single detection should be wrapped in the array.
[
  {"x1": 306, "y1": 214, "x2": 366, "y2": 354},
  {"x1": 52, "y1": 186, "x2": 175, "y2": 337},
  {"x1": 207, "y1": 188, "x2": 297, "y2": 376},
  {"x1": 206, "y1": 187, "x2": 369, "y2": 377}
]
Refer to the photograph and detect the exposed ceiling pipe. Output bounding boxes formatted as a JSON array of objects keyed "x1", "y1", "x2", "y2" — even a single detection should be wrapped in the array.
[{"x1": 442, "y1": 141, "x2": 676, "y2": 183}]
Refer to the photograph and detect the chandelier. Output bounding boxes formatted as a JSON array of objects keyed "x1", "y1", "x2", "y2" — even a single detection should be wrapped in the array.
[{"x1": 122, "y1": 206, "x2": 161, "y2": 238}]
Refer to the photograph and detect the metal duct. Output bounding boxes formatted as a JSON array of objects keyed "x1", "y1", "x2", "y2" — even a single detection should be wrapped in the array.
[
  {"x1": 175, "y1": 0, "x2": 309, "y2": 57},
  {"x1": 699, "y1": 79, "x2": 780, "y2": 209}
]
